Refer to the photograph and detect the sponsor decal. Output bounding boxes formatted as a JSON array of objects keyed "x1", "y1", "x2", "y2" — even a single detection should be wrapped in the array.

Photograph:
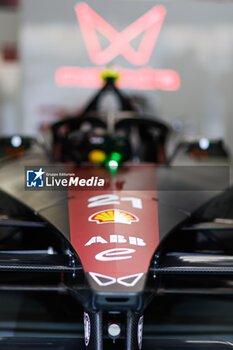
[
  {"x1": 26, "y1": 168, "x2": 44, "y2": 188},
  {"x1": 117, "y1": 273, "x2": 144, "y2": 287},
  {"x1": 84, "y1": 312, "x2": 91, "y2": 346},
  {"x1": 95, "y1": 248, "x2": 135, "y2": 261},
  {"x1": 89, "y1": 272, "x2": 116, "y2": 286},
  {"x1": 137, "y1": 316, "x2": 144, "y2": 350},
  {"x1": 88, "y1": 209, "x2": 139, "y2": 224},
  {"x1": 85, "y1": 235, "x2": 146, "y2": 246},
  {"x1": 89, "y1": 272, "x2": 144, "y2": 287}
]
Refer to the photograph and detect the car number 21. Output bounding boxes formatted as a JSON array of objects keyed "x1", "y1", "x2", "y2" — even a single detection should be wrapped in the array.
[{"x1": 88, "y1": 194, "x2": 142, "y2": 209}]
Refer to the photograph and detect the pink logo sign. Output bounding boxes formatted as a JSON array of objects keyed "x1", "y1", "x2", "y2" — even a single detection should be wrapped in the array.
[
  {"x1": 56, "y1": 67, "x2": 180, "y2": 91},
  {"x1": 55, "y1": 3, "x2": 181, "y2": 91},
  {"x1": 75, "y1": 3, "x2": 166, "y2": 66}
]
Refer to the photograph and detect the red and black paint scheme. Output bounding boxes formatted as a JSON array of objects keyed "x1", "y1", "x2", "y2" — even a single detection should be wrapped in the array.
[
  {"x1": 68, "y1": 167, "x2": 158, "y2": 294},
  {"x1": 0, "y1": 79, "x2": 231, "y2": 349},
  {"x1": 0, "y1": 159, "x2": 223, "y2": 350},
  {"x1": 67, "y1": 166, "x2": 159, "y2": 350}
]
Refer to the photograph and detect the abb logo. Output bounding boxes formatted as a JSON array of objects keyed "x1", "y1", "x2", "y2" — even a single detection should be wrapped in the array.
[
  {"x1": 85, "y1": 234, "x2": 146, "y2": 247},
  {"x1": 75, "y1": 2, "x2": 166, "y2": 66}
]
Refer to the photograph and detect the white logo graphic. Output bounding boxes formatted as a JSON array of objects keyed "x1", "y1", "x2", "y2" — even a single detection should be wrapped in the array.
[
  {"x1": 117, "y1": 273, "x2": 144, "y2": 287},
  {"x1": 89, "y1": 272, "x2": 116, "y2": 286},
  {"x1": 95, "y1": 248, "x2": 135, "y2": 261},
  {"x1": 85, "y1": 235, "x2": 146, "y2": 247},
  {"x1": 88, "y1": 194, "x2": 142, "y2": 209},
  {"x1": 89, "y1": 272, "x2": 144, "y2": 287}
]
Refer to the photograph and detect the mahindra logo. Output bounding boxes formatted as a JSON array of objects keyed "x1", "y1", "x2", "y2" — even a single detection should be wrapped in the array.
[
  {"x1": 75, "y1": 3, "x2": 166, "y2": 66},
  {"x1": 55, "y1": 3, "x2": 181, "y2": 91}
]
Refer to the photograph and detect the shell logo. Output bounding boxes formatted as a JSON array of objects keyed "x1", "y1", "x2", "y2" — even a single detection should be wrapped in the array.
[{"x1": 89, "y1": 209, "x2": 139, "y2": 224}]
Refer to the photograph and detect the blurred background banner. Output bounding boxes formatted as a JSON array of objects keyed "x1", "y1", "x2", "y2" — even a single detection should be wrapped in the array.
[{"x1": 1, "y1": 0, "x2": 233, "y2": 151}]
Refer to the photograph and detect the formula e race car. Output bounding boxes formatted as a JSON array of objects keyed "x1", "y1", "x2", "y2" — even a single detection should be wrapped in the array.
[{"x1": 0, "y1": 77, "x2": 232, "y2": 350}]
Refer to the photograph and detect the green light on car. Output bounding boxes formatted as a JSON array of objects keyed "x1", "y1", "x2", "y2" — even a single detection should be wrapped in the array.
[{"x1": 110, "y1": 152, "x2": 122, "y2": 162}]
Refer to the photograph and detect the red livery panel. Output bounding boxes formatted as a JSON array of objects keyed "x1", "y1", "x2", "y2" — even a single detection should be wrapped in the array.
[{"x1": 68, "y1": 165, "x2": 159, "y2": 283}]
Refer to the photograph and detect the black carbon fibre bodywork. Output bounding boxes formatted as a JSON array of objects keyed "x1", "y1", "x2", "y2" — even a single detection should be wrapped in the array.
[
  {"x1": 0, "y1": 153, "x2": 231, "y2": 349},
  {"x1": 0, "y1": 338, "x2": 232, "y2": 350}
]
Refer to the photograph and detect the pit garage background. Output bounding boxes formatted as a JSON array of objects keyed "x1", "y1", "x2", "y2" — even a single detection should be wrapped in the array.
[
  {"x1": 0, "y1": 0, "x2": 233, "y2": 344},
  {"x1": 0, "y1": 0, "x2": 233, "y2": 152}
]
